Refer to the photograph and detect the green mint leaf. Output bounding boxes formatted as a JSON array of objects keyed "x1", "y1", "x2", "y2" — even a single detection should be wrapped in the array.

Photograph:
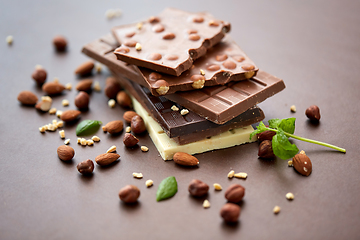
[
  {"x1": 76, "y1": 120, "x2": 102, "y2": 136},
  {"x1": 249, "y1": 121, "x2": 268, "y2": 140},
  {"x1": 268, "y1": 118, "x2": 281, "y2": 129},
  {"x1": 278, "y1": 118, "x2": 296, "y2": 134},
  {"x1": 156, "y1": 176, "x2": 178, "y2": 201},
  {"x1": 272, "y1": 129, "x2": 299, "y2": 160}
]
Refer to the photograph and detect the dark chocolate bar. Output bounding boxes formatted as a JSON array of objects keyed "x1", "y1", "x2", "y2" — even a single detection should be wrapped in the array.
[
  {"x1": 112, "y1": 8, "x2": 231, "y2": 76},
  {"x1": 131, "y1": 35, "x2": 258, "y2": 96},
  {"x1": 82, "y1": 34, "x2": 285, "y2": 125},
  {"x1": 110, "y1": 70, "x2": 264, "y2": 144}
]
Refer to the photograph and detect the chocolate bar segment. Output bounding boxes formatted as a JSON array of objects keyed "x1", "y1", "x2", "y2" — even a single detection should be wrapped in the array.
[
  {"x1": 165, "y1": 71, "x2": 285, "y2": 124},
  {"x1": 132, "y1": 35, "x2": 258, "y2": 96},
  {"x1": 112, "y1": 8, "x2": 231, "y2": 76},
  {"x1": 111, "y1": 70, "x2": 264, "y2": 145}
]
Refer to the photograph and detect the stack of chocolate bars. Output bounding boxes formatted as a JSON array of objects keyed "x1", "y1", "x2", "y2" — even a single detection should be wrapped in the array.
[{"x1": 82, "y1": 8, "x2": 285, "y2": 160}]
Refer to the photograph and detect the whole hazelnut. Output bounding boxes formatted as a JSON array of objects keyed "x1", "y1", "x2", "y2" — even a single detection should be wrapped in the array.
[
  {"x1": 53, "y1": 35, "x2": 67, "y2": 51},
  {"x1": 305, "y1": 105, "x2": 321, "y2": 122},
  {"x1": 257, "y1": 130, "x2": 276, "y2": 142},
  {"x1": 116, "y1": 91, "x2": 132, "y2": 108},
  {"x1": 220, "y1": 203, "x2": 241, "y2": 223},
  {"x1": 77, "y1": 159, "x2": 94, "y2": 175},
  {"x1": 74, "y1": 91, "x2": 90, "y2": 109},
  {"x1": 31, "y1": 68, "x2": 47, "y2": 85},
  {"x1": 258, "y1": 140, "x2": 275, "y2": 159},
  {"x1": 188, "y1": 179, "x2": 209, "y2": 197},
  {"x1": 131, "y1": 115, "x2": 146, "y2": 134},
  {"x1": 225, "y1": 184, "x2": 245, "y2": 203},
  {"x1": 119, "y1": 185, "x2": 140, "y2": 203},
  {"x1": 123, "y1": 133, "x2": 139, "y2": 147},
  {"x1": 105, "y1": 83, "x2": 122, "y2": 99}
]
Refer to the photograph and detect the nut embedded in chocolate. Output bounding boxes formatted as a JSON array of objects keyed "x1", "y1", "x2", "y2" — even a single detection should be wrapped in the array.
[
  {"x1": 225, "y1": 184, "x2": 245, "y2": 203},
  {"x1": 305, "y1": 105, "x2": 321, "y2": 122},
  {"x1": 53, "y1": 35, "x2": 67, "y2": 51},
  {"x1": 258, "y1": 140, "x2": 275, "y2": 159},
  {"x1": 77, "y1": 159, "x2": 94, "y2": 175},
  {"x1": 188, "y1": 179, "x2": 209, "y2": 197},
  {"x1": 119, "y1": 185, "x2": 140, "y2": 203},
  {"x1": 220, "y1": 203, "x2": 241, "y2": 223}
]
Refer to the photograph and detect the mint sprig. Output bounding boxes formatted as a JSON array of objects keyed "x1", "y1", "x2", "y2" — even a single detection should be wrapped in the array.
[{"x1": 250, "y1": 118, "x2": 346, "y2": 160}]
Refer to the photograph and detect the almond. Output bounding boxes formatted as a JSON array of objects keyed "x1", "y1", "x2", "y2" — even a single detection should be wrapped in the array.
[
  {"x1": 123, "y1": 111, "x2": 138, "y2": 123},
  {"x1": 123, "y1": 133, "x2": 139, "y2": 147},
  {"x1": 17, "y1": 91, "x2": 38, "y2": 105},
  {"x1": 42, "y1": 82, "x2": 65, "y2": 95},
  {"x1": 173, "y1": 152, "x2": 199, "y2": 166},
  {"x1": 75, "y1": 61, "x2": 94, "y2": 75},
  {"x1": 103, "y1": 120, "x2": 123, "y2": 134},
  {"x1": 225, "y1": 184, "x2": 245, "y2": 203},
  {"x1": 116, "y1": 91, "x2": 132, "y2": 108},
  {"x1": 60, "y1": 110, "x2": 81, "y2": 122},
  {"x1": 292, "y1": 151, "x2": 312, "y2": 176},
  {"x1": 76, "y1": 79, "x2": 93, "y2": 91},
  {"x1": 95, "y1": 153, "x2": 120, "y2": 166},
  {"x1": 57, "y1": 145, "x2": 75, "y2": 161}
]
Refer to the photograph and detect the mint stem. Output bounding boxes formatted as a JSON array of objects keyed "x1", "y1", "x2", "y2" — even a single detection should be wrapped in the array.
[{"x1": 267, "y1": 128, "x2": 346, "y2": 153}]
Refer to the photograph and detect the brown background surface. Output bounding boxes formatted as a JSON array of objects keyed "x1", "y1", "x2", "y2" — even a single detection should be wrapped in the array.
[{"x1": 1, "y1": 0, "x2": 360, "y2": 239}]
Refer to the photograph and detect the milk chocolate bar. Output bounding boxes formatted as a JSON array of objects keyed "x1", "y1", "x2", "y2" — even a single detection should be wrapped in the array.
[
  {"x1": 111, "y1": 70, "x2": 264, "y2": 145},
  {"x1": 131, "y1": 94, "x2": 257, "y2": 160},
  {"x1": 112, "y1": 8, "x2": 231, "y2": 76},
  {"x1": 131, "y1": 35, "x2": 258, "y2": 96},
  {"x1": 82, "y1": 35, "x2": 284, "y2": 125}
]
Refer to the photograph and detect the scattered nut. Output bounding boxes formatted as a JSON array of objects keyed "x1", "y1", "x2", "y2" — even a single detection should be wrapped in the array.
[
  {"x1": 123, "y1": 111, "x2": 138, "y2": 123},
  {"x1": 105, "y1": 78, "x2": 121, "y2": 99},
  {"x1": 290, "y1": 105, "x2": 297, "y2": 112},
  {"x1": 188, "y1": 179, "x2": 209, "y2": 197},
  {"x1": 77, "y1": 138, "x2": 81, "y2": 144},
  {"x1": 49, "y1": 108, "x2": 57, "y2": 114},
  {"x1": 59, "y1": 130, "x2": 65, "y2": 139},
  {"x1": 180, "y1": 109, "x2": 189, "y2": 115},
  {"x1": 17, "y1": 91, "x2": 38, "y2": 105},
  {"x1": 286, "y1": 192, "x2": 294, "y2": 200},
  {"x1": 145, "y1": 180, "x2": 153, "y2": 187},
  {"x1": 227, "y1": 170, "x2": 235, "y2": 178},
  {"x1": 288, "y1": 160, "x2": 293, "y2": 167},
  {"x1": 76, "y1": 79, "x2": 93, "y2": 92},
  {"x1": 77, "y1": 159, "x2": 94, "y2": 175},
  {"x1": 116, "y1": 91, "x2": 132, "y2": 108},
  {"x1": 95, "y1": 63, "x2": 102, "y2": 73},
  {"x1": 220, "y1": 203, "x2": 241, "y2": 223},
  {"x1": 234, "y1": 172, "x2": 247, "y2": 179},
  {"x1": 93, "y1": 81, "x2": 101, "y2": 91},
  {"x1": 42, "y1": 82, "x2": 65, "y2": 95},
  {"x1": 305, "y1": 105, "x2": 321, "y2": 122},
  {"x1": 171, "y1": 105, "x2": 179, "y2": 111},
  {"x1": 108, "y1": 99, "x2": 116, "y2": 108},
  {"x1": 75, "y1": 61, "x2": 94, "y2": 76},
  {"x1": 91, "y1": 136, "x2": 100, "y2": 142},
  {"x1": 57, "y1": 145, "x2": 75, "y2": 161},
  {"x1": 119, "y1": 185, "x2": 140, "y2": 203},
  {"x1": 65, "y1": 83, "x2": 72, "y2": 90},
  {"x1": 64, "y1": 139, "x2": 70, "y2": 145},
  {"x1": 273, "y1": 206, "x2": 281, "y2": 214},
  {"x1": 53, "y1": 35, "x2": 67, "y2": 51},
  {"x1": 60, "y1": 110, "x2": 81, "y2": 122},
  {"x1": 31, "y1": 68, "x2": 47, "y2": 85},
  {"x1": 74, "y1": 91, "x2": 90, "y2": 109},
  {"x1": 103, "y1": 120, "x2": 123, "y2": 134},
  {"x1": 141, "y1": 146, "x2": 149, "y2": 152},
  {"x1": 53, "y1": 77, "x2": 59, "y2": 83},
  {"x1": 35, "y1": 96, "x2": 52, "y2": 112},
  {"x1": 62, "y1": 99, "x2": 70, "y2": 106},
  {"x1": 39, "y1": 126, "x2": 46, "y2": 133},
  {"x1": 95, "y1": 153, "x2": 120, "y2": 166},
  {"x1": 203, "y1": 200, "x2": 210, "y2": 209},
  {"x1": 136, "y1": 22, "x2": 143, "y2": 29},
  {"x1": 173, "y1": 152, "x2": 199, "y2": 166},
  {"x1": 133, "y1": 172, "x2": 143, "y2": 179},
  {"x1": 200, "y1": 69, "x2": 205, "y2": 76},
  {"x1": 6, "y1": 35, "x2": 13, "y2": 45},
  {"x1": 80, "y1": 138, "x2": 87, "y2": 146},
  {"x1": 131, "y1": 115, "x2": 146, "y2": 134},
  {"x1": 258, "y1": 140, "x2": 275, "y2": 159},
  {"x1": 292, "y1": 151, "x2": 312, "y2": 176},
  {"x1": 225, "y1": 184, "x2": 245, "y2": 203},
  {"x1": 106, "y1": 145, "x2": 117, "y2": 153},
  {"x1": 56, "y1": 110, "x2": 63, "y2": 118},
  {"x1": 123, "y1": 133, "x2": 139, "y2": 147},
  {"x1": 125, "y1": 126, "x2": 131, "y2": 133},
  {"x1": 257, "y1": 130, "x2": 276, "y2": 142},
  {"x1": 213, "y1": 183, "x2": 222, "y2": 191},
  {"x1": 86, "y1": 139, "x2": 94, "y2": 146},
  {"x1": 135, "y1": 43, "x2": 142, "y2": 51}
]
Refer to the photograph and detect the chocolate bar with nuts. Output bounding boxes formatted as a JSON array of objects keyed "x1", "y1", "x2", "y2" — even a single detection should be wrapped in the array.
[
  {"x1": 110, "y1": 70, "x2": 264, "y2": 145},
  {"x1": 82, "y1": 34, "x2": 284, "y2": 125},
  {"x1": 112, "y1": 8, "x2": 231, "y2": 76}
]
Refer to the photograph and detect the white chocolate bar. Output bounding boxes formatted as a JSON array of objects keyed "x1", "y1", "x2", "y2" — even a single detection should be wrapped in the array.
[{"x1": 131, "y1": 96, "x2": 257, "y2": 160}]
